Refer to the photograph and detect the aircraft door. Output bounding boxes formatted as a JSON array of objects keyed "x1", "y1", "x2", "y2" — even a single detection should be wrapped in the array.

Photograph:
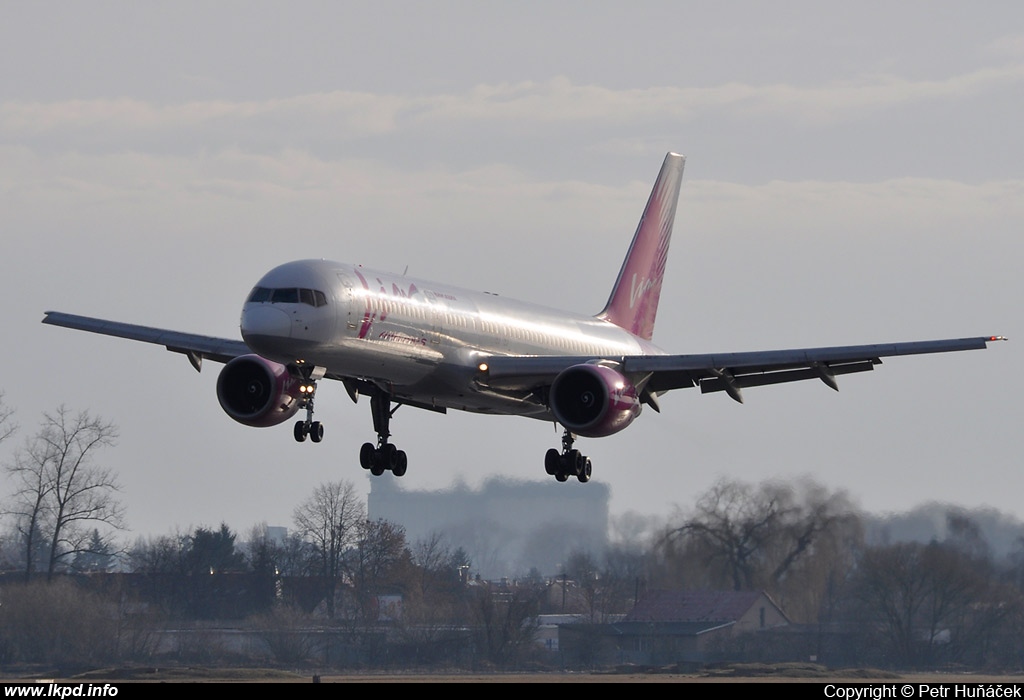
[{"x1": 336, "y1": 272, "x2": 359, "y2": 339}]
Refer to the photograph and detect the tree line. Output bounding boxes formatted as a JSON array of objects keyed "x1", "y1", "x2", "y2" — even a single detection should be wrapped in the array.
[{"x1": 1, "y1": 395, "x2": 1023, "y2": 671}]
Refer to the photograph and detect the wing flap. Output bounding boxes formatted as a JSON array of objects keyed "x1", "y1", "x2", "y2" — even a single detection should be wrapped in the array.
[{"x1": 698, "y1": 359, "x2": 876, "y2": 396}]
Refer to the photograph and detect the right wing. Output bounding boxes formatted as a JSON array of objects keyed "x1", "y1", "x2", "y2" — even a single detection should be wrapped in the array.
[
  {"x1": 480, "y1": 335, "x2": 1006, "y2": 405},
  {"x1": 42, "y1": 311, "x2": 250, "y2": 372},
  {"x1": 626, "y1": 336, "x2": 1006, "y2": 403}
]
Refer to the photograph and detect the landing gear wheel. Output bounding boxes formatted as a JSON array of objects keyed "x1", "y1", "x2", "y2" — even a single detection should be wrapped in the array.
[
  {"x1": 361, "y1": 440, "x2": 406, "y2": 477},
  {"x1": 360, "y1": 442, "x2": 376, "y2": 470},
  {"x1": 545, "y1": 428, "x2": 594, "y2": 483},
  {"x1": 544, "y1": 449, "x2": 560, "y2": 476},
  {"x1": 392, "y1": 450, "x2": 408, "y2": 477},
  {"x1": 577, "y1": 457, "x2": 592, "y2": 483},
  {"x1": 309, "y1": 421, "x2": 324, "y2": 443},
  {"x1": 567, "y1": 449, "x2": 583, "y2": 476},
  {"x1": 382, "y1": 443, "x2": 398, "y2": 470},
  {"x1": 294, "y1": 421, "x2": 307, "y2": 443}
]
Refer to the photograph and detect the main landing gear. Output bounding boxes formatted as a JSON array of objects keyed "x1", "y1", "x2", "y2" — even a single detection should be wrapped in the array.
[
  {"x1": 544, "y1": 429, "x2": 592, "y2": 483},
  {"x1": 293, "y1": 378, "x2": 324, "y2": 443},
  {"x1": 359, "y1": 393, "x2": 408, "y2": 477}
]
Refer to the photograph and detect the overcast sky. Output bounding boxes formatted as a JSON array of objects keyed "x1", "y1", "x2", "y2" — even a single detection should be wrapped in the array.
[{"x1": 1, "y1": 2, "x2": 1020, "y2": 542}]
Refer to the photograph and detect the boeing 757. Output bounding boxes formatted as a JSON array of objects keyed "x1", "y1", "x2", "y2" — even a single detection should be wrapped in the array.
[{"x1": 42, "y1": 153, "x2": 1005, "y2": 483}]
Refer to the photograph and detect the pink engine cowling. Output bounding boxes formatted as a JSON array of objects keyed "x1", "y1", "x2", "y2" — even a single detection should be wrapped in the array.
[
  {"x1": 216, "y1": 354, "x2": 302, "y2": 427},
  {"x1": 549, "y1": 363, "x2": 641, "y2": 438}
]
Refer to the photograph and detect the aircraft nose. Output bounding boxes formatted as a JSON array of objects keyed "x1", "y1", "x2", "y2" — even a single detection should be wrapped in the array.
[{"x1": 241, "y1": 304, "x2": 291, "y2": 341}]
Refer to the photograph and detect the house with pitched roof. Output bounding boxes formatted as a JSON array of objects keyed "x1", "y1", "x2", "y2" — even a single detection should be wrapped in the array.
[{"x1": 559, "y1": 589, "x2": 790, "y2": 667}]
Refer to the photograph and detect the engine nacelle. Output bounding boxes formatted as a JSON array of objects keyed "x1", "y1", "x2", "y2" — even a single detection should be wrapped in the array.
[
  {"x1": 216, "y1": 354, "x2": 302, "y2": 427},
  {"x1": 549, "y1": 363, "x2": 641, "y2": 438}
]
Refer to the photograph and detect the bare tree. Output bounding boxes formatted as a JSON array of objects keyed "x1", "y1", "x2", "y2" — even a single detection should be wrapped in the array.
[
  {"x1": 409, "y1": 532, "x2": 469, "y2": 605},
  {"x1": 240, "y1": 522, "x2": 315, "y2": 576},
  {"x1": 5, "y1": 406, "x2": 123, "y2": 580},
  {"x1": 0, "y1": 391, "x2": 16, "y2": 446},
  {"x1": 293, "y1": 480, "x2": 365, "y2": 618},
  {"x1": 602, "y1": 543, "x2": 651, "y2": 613},
  {"x1": 0, "y1": 392, "x2": 26, "y2": 571},
  {"x1": 661, "y1": 478, "x2": 792, "y2": 590},
  {"x1": 6, "y1": 443, "x2": 52, "y2": 580},
  {"x1": 129, "y1": 530, "x2": 189, "y2": 574},
  {"x1": 397, "y1": 532, "x2": 470, "y2": 655},
  {"x1": 854, "y1": 541, "x2": 930, "y2": 666},
  {"x1": 351, "y1": 518, "x2": 411, "y2": 621},
  {"x1": 244, "y1": 522, "x2": 279, "y2": 575},
  {"x1": 854, "y1": 523, "x2": 1015, "y2": 669},
  {"x1": 471, "y1": 579, "x2": 546, "y2": 669},
  {"x1": 657, "y1": 477, "x2": 861, "y2": 624},
  {"x1": 564, "y1": 548, "x2": 602, "y2": 621}
]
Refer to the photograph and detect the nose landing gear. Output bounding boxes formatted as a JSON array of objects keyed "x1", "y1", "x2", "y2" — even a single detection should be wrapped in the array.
[
  {"x1": 294, "y1": 416, "x2": 323, "y2": 443},
  {"x1": 292, "y1": 366, "x2": 325, "y2": 443}
]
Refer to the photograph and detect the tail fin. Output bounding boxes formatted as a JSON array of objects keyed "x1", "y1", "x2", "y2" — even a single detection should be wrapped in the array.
[{"x1": 598, "y1": 152, "x2": 685, "y2": 341}]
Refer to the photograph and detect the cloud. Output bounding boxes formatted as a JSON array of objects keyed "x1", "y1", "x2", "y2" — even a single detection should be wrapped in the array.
[
  {"x1": 985, "y1": 33, "x2": 1024, "y2": 58},
  {"x1": 5, "y1": 143, "x2": 1020, "y2": 255},
  {"x1": 4, "y1": 65, "x2": 1023, "y2": 152}
]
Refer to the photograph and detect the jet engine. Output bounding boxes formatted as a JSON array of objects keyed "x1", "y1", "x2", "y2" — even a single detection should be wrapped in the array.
[
  {"x1": 216, "y1": 354, "x2": 302, "y2": 427},
  {"x1": 549, "y1": 363, "x2": 641, "y2": 438}
]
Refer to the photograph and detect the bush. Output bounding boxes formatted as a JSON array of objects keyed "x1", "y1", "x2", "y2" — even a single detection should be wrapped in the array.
[
  {"x1": 248, "y1": 604, "x2": 320, "y2": 665},
  {"x1": 0, "y1": 579, "x2": 118, "y2": 667}
]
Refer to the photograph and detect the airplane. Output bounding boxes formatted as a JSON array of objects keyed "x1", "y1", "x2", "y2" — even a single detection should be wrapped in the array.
[{"x1": 42, "y1": 153, "x2": 1005, "y2": 484}]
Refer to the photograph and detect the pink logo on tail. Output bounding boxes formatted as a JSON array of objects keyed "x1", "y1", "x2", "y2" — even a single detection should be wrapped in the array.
[{"x1": 598, "y1": 153, "x2": 685, "y2": 341}]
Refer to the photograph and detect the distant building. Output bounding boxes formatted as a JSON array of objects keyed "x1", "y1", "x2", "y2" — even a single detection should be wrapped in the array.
[
  {"x1": 368, "y1": 476, "x2": 610, "y2": 579},
  {"x1": 264, "y1": 526, "x2": 288, "y2": 547}
]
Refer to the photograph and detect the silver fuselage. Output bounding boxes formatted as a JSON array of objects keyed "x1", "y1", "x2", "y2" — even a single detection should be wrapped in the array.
[{"x1": 240, "y1": 259, "x2": 664, "y2": 417}]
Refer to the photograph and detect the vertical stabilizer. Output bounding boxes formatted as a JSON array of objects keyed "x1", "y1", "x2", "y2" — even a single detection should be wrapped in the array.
[{"x1": 598, "y1": 152, "x2": 685, "y2": 341}]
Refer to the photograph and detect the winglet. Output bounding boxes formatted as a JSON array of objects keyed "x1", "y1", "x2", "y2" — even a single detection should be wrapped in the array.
[{"x1": 598, "y1": 152, "x2": 685, "y2": 341}]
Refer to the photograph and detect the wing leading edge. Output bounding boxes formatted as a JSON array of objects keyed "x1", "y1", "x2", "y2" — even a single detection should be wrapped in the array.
[
  {"x1": 481, "y1": 335, "x2": 1007, "y2": 404},
  {"x1": 42, "y1": 311, "x2": 250, "y2": 371}
]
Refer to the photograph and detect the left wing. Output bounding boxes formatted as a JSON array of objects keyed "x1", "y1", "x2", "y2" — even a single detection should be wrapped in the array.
[
  {"x1": 42, "y1": 311, "x2": 250, "y2": 371},
  {"x1": 480, "y1": 335, "x2": 1006, "y2": 404}
]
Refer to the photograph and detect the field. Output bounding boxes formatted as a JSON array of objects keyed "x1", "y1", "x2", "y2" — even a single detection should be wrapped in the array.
[{"x1": 6, "y1": 664, "x2": 1022, "y2": 684}]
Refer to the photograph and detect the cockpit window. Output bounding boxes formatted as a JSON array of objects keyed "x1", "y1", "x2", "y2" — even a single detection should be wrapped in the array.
[
  {"x1": 248, "y1": 287, "x2": 328, "y2": 307},
  {"x1": 271, "y1": 288, "x2": 299, "y2": 304},
  {"x1": 248, "y1": 287, "x2": 272, "y2": 303}
]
